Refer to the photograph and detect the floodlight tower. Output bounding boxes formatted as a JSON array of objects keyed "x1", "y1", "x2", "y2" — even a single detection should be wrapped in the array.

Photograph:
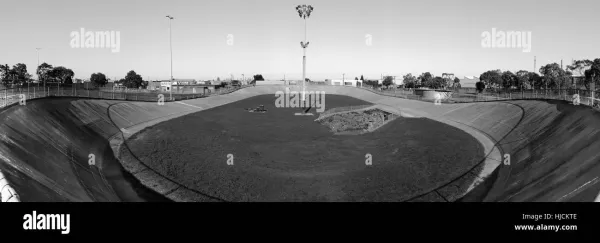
[
  {"x1": 296, "y1": 4, "x2": 314, "y2": 101},
  {"x1": 166, "y1": 15, "x2": 174, "y2": 100}
]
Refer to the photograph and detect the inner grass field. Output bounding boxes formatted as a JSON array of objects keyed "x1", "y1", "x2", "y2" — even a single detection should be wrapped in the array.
[{"x1": 125, "y1": 94, "x2": 484, "y2": 201}]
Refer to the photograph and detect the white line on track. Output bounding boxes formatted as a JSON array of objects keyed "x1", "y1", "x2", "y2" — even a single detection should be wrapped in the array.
[
  {"x1": 175, "y1": 101, "x2": 203, "y2": 109},
  {"x1": 437, "y1": 104, "x2": 470, "y2": 118},
  {"x1": 557, "y1": 177, "x2": 599, "y2": 202}
]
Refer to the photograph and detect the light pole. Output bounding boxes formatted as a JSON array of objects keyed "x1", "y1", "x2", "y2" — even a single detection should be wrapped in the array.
[
  {"x1": 36, "y1": 48, "x2": 42, "y2": 94},
  {"x1": 296, "y1": 4, "x2": 314, "y2": 101},
  {"x1": 166, "y1": 15, "x2": 174, "y2": 101},
  {"x1": 592, "y1": 73, "x2": 596, "y2": 106}
]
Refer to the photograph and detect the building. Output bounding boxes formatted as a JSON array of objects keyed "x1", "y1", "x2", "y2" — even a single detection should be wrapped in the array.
[
  {"x1": 174, "y1": 79, "x2": 197, "y2": 85},
  {"x1": 330, "y1": 79, "x2": 362, "y2": 87},
  {"x1": 458, "y1": 76, "x2": 480, "y2": 88},
  {"x1": 148, "y1": 81, "x2": 162, "y2": 90},
  {"x1": 310, "y1": 80, "x2": 327, "y2": 85},
  {"x1": 159, "y1": 81, "x2": 173, "y2": 92},
  {"x1": 154, "y1": 79, "x2": 198, "y2": 92}
]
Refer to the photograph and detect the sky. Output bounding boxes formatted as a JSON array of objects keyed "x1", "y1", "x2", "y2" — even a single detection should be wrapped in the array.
[{"x1": 1, "y1": 0, "x2": 599, "y2": 81}]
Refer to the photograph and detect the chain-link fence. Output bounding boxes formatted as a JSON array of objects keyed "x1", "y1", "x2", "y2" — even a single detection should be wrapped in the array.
[
  {"x1": 354, "y1": 86, "x2": 600, "y2": 109},
  {"x1": 0, "y1": 83, "x2": 249, "y2": 108}
]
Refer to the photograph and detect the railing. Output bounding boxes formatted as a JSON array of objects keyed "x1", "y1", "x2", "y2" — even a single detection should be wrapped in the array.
[
  {"x1": 0, "y1": 83, "x2": 250, "y2": 108},
  {"x1": 354, "y1": 86, "x2": 600, "y2": 108}
]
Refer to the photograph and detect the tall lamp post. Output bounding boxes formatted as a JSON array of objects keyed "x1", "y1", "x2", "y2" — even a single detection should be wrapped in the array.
[
  {"x1": 36, "y1": 48, "x2": 42, "y2": 93},
  {"x1": 592, "y1": 73, "x2": 596, "y2": 106},
  {"x1": 296, "y1": 4, "x2": 313, "y2": 101},
  {"x1": 166, "y1": 15, "x2": 174, "y2": 101}
]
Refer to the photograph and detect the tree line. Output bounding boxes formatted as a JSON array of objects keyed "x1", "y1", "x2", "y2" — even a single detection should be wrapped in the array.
[
  {"x1": 401, "y1": 73, "x2": 461, "y2": 89},
  {"x1": 0, "y1": 62, "x2": 148, "y2": 89},
  {"x1": 476, "y1": 58, "x2": 600, "y2": 92},
  {"x1": 397, "y1": 58, "x2": 600, "y2": 93}
]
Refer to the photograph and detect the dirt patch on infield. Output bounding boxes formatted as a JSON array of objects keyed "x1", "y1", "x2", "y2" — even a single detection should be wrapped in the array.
[{"x1": 317, "y1": 109, "x2": 400, "y2": 135}]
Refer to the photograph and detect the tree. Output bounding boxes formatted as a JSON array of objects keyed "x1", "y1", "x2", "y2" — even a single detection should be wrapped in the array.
[
  {"x1": 584, "y1": 58, "x2": 600, "y2": 90},
  {"x1": 479, "y1": 70, "x2": 502, "y2": 89},
  {"x1": 36, "y1": 63, "x2": 54, "y2": 86},
  {"x1": 382, "y1": 76, "x2": 394, "y2": 87},
  {"x1": 8, "y1": 63, "x2": 32, "y2": 86},
  {"x1": 120, "y1": 70, "x2": 144, "y2": 88},
  {"x1": 515, "y1": 70, "x2": 530, "y2": 89},
  {"x1": 360, "y1": 75, "x2": 364, "y2": 81},
  {"x1": 253, "y1": 74, "x2": 265, "y2": 81},
  {"x1": 501, "y1": 71, "x2": 517, "y2": 89},
  {"x1": 527, "y1": 72, "x2": 542, "y2": 89},
  {"x1": 363, "y1": 80, "x2": 379, "y2": 88},
  {"x1": 0, "y1": 64, "x2": 10, "y2": 87},
  {"x1": 475, "y1": 81, "x2": 485, "y2": 93},
  {"x1": 90, "y1": 73, "x2": 108, "y2": 87},
  {"x1": 0, "y1": 63, "x2": 32, "y2": 87},
  {"x1": 441, "y1": 76, "x2": 452, "y2": 89},
  {"x1": 418, "y1": 72, "x2": 433, "y2": 88},
  {"x1": 539, "y1": 63, "x2": 571, "y2": 89},
  {"x1": 355, "y1": 77, "x2": 358, "y2": 80},
  {"x1": 47, "y1": 66, "x2": 74, "y2": 84},
  {"x1": 567, "y1": 59, "x2": 592, "y2": 89},
  {"x1": 583, "y1": 58, "x2": 600, "y2": 91},
  {"x1": 453, "y1": 77, "x2": 461, "y2": 89},
  {"x1": 403, "y1": 73, "x2": 417, "y2": 88},
  {"x1": 432, "y1": 76, "x2": 445, "y2": 89}
]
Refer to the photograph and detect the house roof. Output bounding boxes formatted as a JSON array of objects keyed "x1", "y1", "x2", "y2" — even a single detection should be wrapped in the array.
[{"x1": 458, "y1": 76, "x2": 480, "y2": 88}]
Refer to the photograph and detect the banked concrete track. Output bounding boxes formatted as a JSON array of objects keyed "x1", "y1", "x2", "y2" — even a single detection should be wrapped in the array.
[{"x1": 0, "y1": 85, "x2": 599, "y2": 202}]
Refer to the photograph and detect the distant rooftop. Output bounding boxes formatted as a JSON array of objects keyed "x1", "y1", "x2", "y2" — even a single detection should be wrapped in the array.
[{"x1": 459, "y1": 76, "x2": 480, "y2": 88}]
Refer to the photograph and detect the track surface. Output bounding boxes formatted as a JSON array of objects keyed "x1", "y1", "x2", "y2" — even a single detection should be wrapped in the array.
[
  {"x1": 124, "y1": 94, "x2": 483, "y2": 201},
  {"x1": 0, "y1": 85, "x2": 599, "y2": 202}
]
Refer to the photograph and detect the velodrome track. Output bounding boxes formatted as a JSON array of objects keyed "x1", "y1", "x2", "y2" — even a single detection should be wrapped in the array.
[{"x1": 1, "y1": 85, "x2": 599, "y2": 202}]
